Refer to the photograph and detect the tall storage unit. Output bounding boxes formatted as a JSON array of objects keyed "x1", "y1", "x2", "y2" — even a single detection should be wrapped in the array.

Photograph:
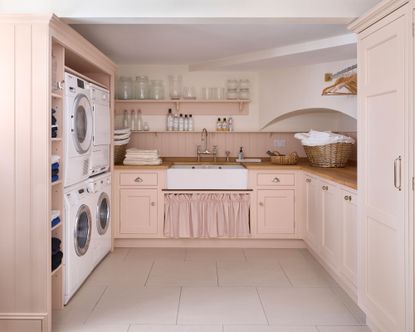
[
  {"x1": 0, "y1": 15, "x2": 116, "y2": 332},
  {"x1": 350, "y1": 1, "x2": 414, "y2": 331}
]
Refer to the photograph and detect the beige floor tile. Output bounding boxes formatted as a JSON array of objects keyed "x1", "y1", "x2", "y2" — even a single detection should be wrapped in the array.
[
  {"x1": 147, "y1": 260, "x2": 218, "y2": 286},
  {"x1": 225, "y1": 326, "x2": 319, "y2": 332},
  {"x1": 86, "y1": 286, "x2": 181, "y2": 325},
  {"x1": 53, "y1": 323, "x2": 130, "y2": 332},
  {"x1": 317, "y1": 326, "x2": 371, "y2": 332},
  {"x1": 244, "y1": 249, "x2": 307, "y2": 265},
  {"x1": 258, "y1": 287, "x2": 357, "y2": 325},
  {"x1": 129, "y1": 325, "x2": 223, "y2": 332},
  {"x1": 126, "y1": 248, "x2": 186, "y2": 262},
  {"x1": 178, "y1": 286, "x2": 267, "y2": 324},
  {"x1": 217, "y1": 261, "x2": 291, "y2": 287},
  {"x1": 185, "y1": 248, "x2": 246, "y2": 262}
]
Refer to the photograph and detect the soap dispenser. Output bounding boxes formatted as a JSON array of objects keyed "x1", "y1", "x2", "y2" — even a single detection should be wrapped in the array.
[{"x1": 238, "y1": 147, "x2": 244, "y2": 161}]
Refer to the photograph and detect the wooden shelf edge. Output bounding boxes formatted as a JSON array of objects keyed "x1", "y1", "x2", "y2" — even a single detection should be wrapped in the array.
[
  {"x1": 51, "y1": 180, "x2": 62, "y2": 187},
  {"x1": 115, "y1": 99, "x2": 251, "y2": 103},
  {"x1": 51, "y1": 92, "x2": 63, "y2": 99},
  {"x1": 65, "y1": 65, "x2": 109, "y2": 89},
  {"x1": 51, "y1": 222, "x2": 62, "y2": 232},
  {"x1": 51, "y1": 264, "x2": 63, "y2": 276},
  {"x1": 51, "y1": 138, "x2": 62, "y2": 141}
]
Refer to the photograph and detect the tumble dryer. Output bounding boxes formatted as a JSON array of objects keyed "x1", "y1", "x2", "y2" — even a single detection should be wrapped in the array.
[{"x1": 64, "y1": 73, "x2": 93, "y2": 187}]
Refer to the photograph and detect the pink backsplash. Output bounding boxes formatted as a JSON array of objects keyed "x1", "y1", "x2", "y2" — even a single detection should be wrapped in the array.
[{"x1": 128, "y1": 132, "x2": 357, "y2": 160}]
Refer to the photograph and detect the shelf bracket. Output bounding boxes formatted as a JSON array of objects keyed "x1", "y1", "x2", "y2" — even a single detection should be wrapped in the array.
[{"x1": 175, "y1": 101, "x2": 180, "y2": 112}]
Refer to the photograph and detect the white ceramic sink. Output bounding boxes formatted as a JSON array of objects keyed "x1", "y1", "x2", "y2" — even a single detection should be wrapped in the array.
[{"x1": 167, "y1": 164, "x2": 248, "y2": 189}]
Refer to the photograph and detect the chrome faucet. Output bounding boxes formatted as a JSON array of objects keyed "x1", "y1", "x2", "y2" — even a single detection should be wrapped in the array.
[{"x1": 197, "y1": 128, "x2": 217, "y2": 162}]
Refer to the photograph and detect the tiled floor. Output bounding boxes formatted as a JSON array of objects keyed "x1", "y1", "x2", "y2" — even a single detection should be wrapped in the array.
[{"x1": 53, "y1": 248, "x2": 370, "y2": 332}]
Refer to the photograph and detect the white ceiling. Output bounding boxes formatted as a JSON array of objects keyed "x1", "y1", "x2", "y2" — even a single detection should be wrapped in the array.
[{"x1": 72, "y1": 23, "x2": 351, "y2": 65}]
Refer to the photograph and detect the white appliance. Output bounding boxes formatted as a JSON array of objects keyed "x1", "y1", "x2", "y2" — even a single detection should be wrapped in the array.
[
  {"x1": 64, "y1": 180, "x2": 96, "y2": 304},
  {"x1": 89, "y1": 84, "x2": 110, "y2": 176},
  {"x1": 64, "y1": 73, "x2": 93, "y2": 187},
  {"x1": 88, "y1": 173, "x2": 112, "y2": 265}
]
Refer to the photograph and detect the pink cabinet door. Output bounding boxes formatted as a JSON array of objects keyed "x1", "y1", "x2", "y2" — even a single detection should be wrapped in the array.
[
  {"x1": 304, "y1": 175, "x2": 322, "y2": 252},
  {"x1": 340, "y1": 189, "x2": 357, "y2": 286},
  {"x1": 257, "y1": 189, "x2": 295, "y2": 235},
  {"x1": 320, "y1": 182, "x2": 340, "y2": 267},
  {"x1": 119, "y1": 189, "x2": 158, "y2": 235}
]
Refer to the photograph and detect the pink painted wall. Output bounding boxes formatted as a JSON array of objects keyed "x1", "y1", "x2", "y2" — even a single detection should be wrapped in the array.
[{"x1": 128, "y1": 131, "x2": 357, "y2": 160}]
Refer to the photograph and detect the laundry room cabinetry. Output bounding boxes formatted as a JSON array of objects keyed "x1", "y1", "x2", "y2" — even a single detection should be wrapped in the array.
[
  {"x1": 113, "y1": 169, "x2": 166, "y2": 238},
  {"x1": 303, "y1": 172, "x2": 357, "y2": 299},
  {"x1": 249, "y1": 170, "x2": 301, "y2": 239}
]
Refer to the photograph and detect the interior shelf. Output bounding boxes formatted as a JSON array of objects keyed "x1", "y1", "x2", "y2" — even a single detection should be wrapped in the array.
[
  {"x1": 51, "y1": 137, "x2": 62, "y2": 141},
  {"x1": 51, "y1": 180, "x2": 62, "y2": 187},
  {"x1": 51, "y1": 264, "x2": 63, "y2": 276},
  {"x1": 51, "y1": 222, "x2": 62, "y2": 232},
  {"x1": 51, "y1": 92, "x2": 63, "y2": 99},
  {"x1": 115, "y1": 99, "x2": 250, "y2": 115},
  {"x1": 65, "y1": 65, "x2": 108, "y2": 89}
]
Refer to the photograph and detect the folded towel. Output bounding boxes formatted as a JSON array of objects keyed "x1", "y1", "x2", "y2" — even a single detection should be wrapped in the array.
[
  {"x1": 294, "y1": 130, "x2": 355, "y2": 146},
  {"x1": 52, "y1": 169, "x2": 59, "y2": 176},
  {"x1": 51, "y1": 155, "x2": 60, "y2": 164},
  {"x1": 51, "y1": 162, "x2": 59, "y2": 170},
  {"x1": 52, "y1": 251, "x2": 63, "y2": 271},
  {"x1": 123, "y1": 159, "x2": 162, "y2": 166},
  {"x1": 51, "y1": 216, "x2": 61, "y2": 228},
  {"x1": 52, "y1": 237, "x2": 61, "y2": 254},
  {"x1": 51, "y1": 175, "x2": 59, "y2": 182}
]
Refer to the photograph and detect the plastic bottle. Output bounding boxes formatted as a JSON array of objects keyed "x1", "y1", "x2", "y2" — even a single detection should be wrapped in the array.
[
  {"x1": 228, "y1": 117, "x2": 234, "y2": 132},
  {"x1": 167, "y1": 108, "x2": 173, "y2": 131},
  {"x1": 136, "y1": 109, "x2": 143, "y2": 131},
  {"x1": 188, "y1": 114, "x2": 194, "y2": 131},
  {"x1": 238, "y1": 147, "x2": 245, "y2": 160},
  {"x1": 222, "y1": 118, "x2": 228, "y2": 131},
  {"x1": 173, "y1": 112, "x2": 179, "y2": 131},
  {"x1": 178, "y1": 114, "x2": 184, "y2": 131},
  {"x1": 216, "y1": 118, "x2": 222, "y2": 131},
  {"x1": 184, "y1": 114, "x2": 189, "y2": 131}
]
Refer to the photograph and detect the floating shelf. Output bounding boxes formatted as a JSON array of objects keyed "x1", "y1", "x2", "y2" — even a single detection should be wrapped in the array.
[
  {"x1": 51, "y1": 138, "x2": 62, "y2": 141},
  {"x1": 51, "y1": 180, "x2": 62, "y2": 187},
  {"x1": 51, "y1": 92, "x2": 63, "y2": 99},
  {"x1": 115, "y1": 99, "x2": 250, "y2": 115}
]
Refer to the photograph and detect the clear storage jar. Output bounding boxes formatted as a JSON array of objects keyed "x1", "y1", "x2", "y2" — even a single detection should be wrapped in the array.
[
  {"x1": 150, "y1": 80, "x2": 165, "y2": 100},
  {"x1": 168, "y1": 75, "x2": 182, "y2": 99},
  {"x1": 118, "y1": 76, "x2": 133, "y2": 100},
  {"x1": 134, "y1": 76, "x2": 149, "y2": 99}
]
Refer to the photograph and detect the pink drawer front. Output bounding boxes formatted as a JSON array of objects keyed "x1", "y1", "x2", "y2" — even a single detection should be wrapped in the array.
[
  {"x1": 119, "y1": 173, "x2": 158, "y2": 186},
  {"x1": 256, "y1": 173, "x2": 295, "y2": 186}
]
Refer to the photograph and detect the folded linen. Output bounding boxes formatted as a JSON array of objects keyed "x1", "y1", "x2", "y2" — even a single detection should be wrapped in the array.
[
  {"x1": 52, "y1": 251, "x2": 63, "y2": 271},
  {"x1": 51, "y1": 155, "x2": 60, "y2": 164},
  {"x1": 51, "y1": 175, "x2": 59, "y2": 182},
  {"x1": 51, "y1": 162, "x2": 59, "y2": 170},
  {"x1": 294, "y1": 130, "x2": 355, "y2": 146},
  {"x1": 123, "y1": 158, "x2": 162, "y2": 166}
]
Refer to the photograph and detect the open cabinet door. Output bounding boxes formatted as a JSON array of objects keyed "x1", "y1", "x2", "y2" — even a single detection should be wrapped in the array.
[{"x1": 357, "y1": 4, "x2": 413, "y2": 331}]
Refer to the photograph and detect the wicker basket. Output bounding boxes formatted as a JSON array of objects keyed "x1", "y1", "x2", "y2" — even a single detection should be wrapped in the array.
[
  {"x1": 270, "y1": 151, "x2": 299, "y2": 165},
  {"x1": 114, "y1": 144, "x2": 127, "y2": 165},
  {"x1": 303, "y1": 143, "x2": 353, "y2": 168}
]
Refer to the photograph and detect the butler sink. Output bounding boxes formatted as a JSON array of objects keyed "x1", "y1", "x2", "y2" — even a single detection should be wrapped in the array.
[{"x1": 167, "y1": 164, "x2": 248, "y2": 189}]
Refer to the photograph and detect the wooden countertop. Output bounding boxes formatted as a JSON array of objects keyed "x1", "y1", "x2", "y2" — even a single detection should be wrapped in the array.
[{"x1": 114, "y1": 159, "x2": 357, "y2": 190}]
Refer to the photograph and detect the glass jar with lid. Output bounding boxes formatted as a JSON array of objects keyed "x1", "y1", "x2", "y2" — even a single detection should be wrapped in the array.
[
  {"x1": 168, "y1": 75, "x2": 182, "y2": 99},
  {"x1": 150, "y1": 80, "x2": 165, "y2": 100},
  {"x1": 118, "y1": 76, "x2": 133, "y2": 100},
  {"x1": 134, "y1": 76, "x2": 149, "y2": 99}
]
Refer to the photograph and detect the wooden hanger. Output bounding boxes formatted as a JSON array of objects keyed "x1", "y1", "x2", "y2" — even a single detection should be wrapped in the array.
[{"x1": 322, "y1": 73, "x2": 357, "y2": 96}]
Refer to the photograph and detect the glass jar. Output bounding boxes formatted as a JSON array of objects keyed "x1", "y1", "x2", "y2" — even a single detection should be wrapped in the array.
[
  {"x1": 150, "y1": 80, "x2": 165, "y2": 100},
  {"x1": 118, "y1": 76, "x2": 133, "y2": 100},
  {"x1": 226, "y1": 79, "x2": 238, "y2": 90},
  {"x1": 239, "y1": 89, "x2": 250, "y2": 100},
  {"x1": 134, "y1": 76, "x2": 149, "y2": 99},
  {"x1": 168, "y1": 75, "x2": 182, "y2": 99},
  {"x1": 239, "y1": 79, "x2": 250, "y2": 90}
]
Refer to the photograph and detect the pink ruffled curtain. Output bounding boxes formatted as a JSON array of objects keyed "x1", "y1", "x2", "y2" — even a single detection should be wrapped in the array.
[{"x1": 164, "y1": 193, "x2": 250, "y2": 238}]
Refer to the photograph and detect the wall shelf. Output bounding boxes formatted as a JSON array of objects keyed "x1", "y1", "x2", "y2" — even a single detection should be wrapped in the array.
[{"x1": 115, "y1": 99, "x2": 250, "y2": 115}]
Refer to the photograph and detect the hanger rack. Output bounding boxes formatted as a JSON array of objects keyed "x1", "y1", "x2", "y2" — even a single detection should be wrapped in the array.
[
  {"x1": 322, "y1": 64, "x2": 357, "y2": 96},
  {"x1": 324, "y1": 64, "x2": 357, "y2": 82}
]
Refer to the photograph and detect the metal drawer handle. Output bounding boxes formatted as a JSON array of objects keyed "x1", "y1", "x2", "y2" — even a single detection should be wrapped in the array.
[
  {"x1": 322, "y1": 186, "x2": 328, "y2": 191},
  {"x1": 344, "y1": 195, "x2": 352, "y2": 201},
  {"x1": 306, "y1": 179, "x2": 311, "y2": 183},
  {"x1": 135, "y1": 177, "x2": 143, "y2": 183},
  {"x1": 272, "y1": 177, "x2": 280, "y2": 183},
  {"x1": 151, "y1": 202, "x2": 156, "y2": 206},
  {"x1": 259, "y1": 202, "x2": 264, "y2": 206},
  {"x1": 394, "y1": 156, "x2": 402, "y2": 191}
]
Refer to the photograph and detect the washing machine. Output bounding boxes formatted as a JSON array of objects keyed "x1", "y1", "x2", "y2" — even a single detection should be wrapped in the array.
[
  {"x1": 64, "y1": 73, "x2": 93, "y2": 187},
  {"x1": 88, "y1": 172, "x2": 112, "y2": 265},
  {"x1": 64, "y1": 180, "x2": 96, "y2": 304},
  {"x1": 89, "y1": 84, "x2": 110, "y2": 177}
]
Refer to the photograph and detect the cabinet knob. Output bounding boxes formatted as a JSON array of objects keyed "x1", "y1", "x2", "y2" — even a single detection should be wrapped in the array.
[
  {"x1": 151, "y1": 202, "x2": 156, "y2": 206},
  {"x1": 259, "y1": 202, "x2": 264, "y2": 206},
  {"x1": 272, "y1": 177, "x2": 280, "y2": 183},
  {"x1": 306, "y1": 179, "x2": 311, "y2": 183},
  {"x1": 322, "y1": 186, "x2": 328, "y2": 191},
  {"x1": 135, "y1": 177, "x2": 143, "y2": 183}
]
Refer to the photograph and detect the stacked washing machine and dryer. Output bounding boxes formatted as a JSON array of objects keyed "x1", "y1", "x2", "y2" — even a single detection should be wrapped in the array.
[{"x1": 63, "y1": 73, "x2": 112, "y2": 304}]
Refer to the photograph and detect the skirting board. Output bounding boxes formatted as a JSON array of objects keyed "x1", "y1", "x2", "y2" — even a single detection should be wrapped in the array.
[
  {"x1": 0, "y1": 313, "x2": 48, "y2": 332},
  {"x1": 114, "y1": 238, "x2": 306, "y2": 248}
]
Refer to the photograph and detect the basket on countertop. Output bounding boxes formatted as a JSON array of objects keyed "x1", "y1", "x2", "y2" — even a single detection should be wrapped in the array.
[
  {"x1": 303, "y1": 143, "x2": 352, "y2": 168},
  {"x1": 270, "y1": 151, "x2": 299, "y2": 165},
  {"x1": 114, "y1": 144, "x2": 127, "y2": 165}
]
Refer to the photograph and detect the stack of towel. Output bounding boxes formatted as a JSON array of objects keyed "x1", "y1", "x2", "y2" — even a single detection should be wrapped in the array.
[
  {"x1": 123, "y1": 149, "x2": 162, "y2": 166},
  {"x1": 114, "y1": 128, "x2": 131, "y2": 146},
  {"x1": 51, "y1": 210, "x2": 61, "y2": 228},
  {"x1": 51, "y1": 108, "x2": 58, "y2": 138},
  {"x1": 51, "y1": 237, "x2": 63, "y2": 271},
  {"x1": 294, "y1": 130, "x2": 355, "y2": 146},
  {"x1": 51, "y1": 155, "x2": 60, "y2": 183}
]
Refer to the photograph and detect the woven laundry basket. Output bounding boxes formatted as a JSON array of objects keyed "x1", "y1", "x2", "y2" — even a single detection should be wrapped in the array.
[
  {"x1": 270, "y1": 151, "x2": 299, "y2": 165},
  {"x1": 114, "y1": 144, "x2": 127, "y2": 165},
  {"x1": 303, "y1": 143, "x2": 352, "y2": 168}
]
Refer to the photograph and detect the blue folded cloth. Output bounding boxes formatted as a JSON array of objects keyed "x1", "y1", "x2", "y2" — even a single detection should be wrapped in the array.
[
  {"x1": 51, "y1": 162, "x2": 59, "y2": 170},
  {"x1": 51, "y1": 216, "x2": 60, "y2": 228},
  {"x1": 52, "y1": 169, "x2": 59, "y2": 176},
  {"x1": 51, "y1": 175, "x2": 59, "y2": 182}
]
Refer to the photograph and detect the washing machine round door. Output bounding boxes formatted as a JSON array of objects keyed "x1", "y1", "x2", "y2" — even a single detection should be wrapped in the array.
[
  {"x1": 74, "y1": 204, "x2": 92, "y2": 256},
  {"x1": 96, "y1": 192, "x2": 110, "y2": 235},
  {"x1": 72, "y1": 94, "x2": 93, "y2": 154}
]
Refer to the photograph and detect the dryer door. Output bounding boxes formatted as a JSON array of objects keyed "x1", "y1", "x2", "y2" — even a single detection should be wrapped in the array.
[
  {"x1": 96, "y1": 192, "x2": 110, "y2": 235},
  {"x1": 74, "y1": 204, "x2": 92, "y2": 256},
  {"x1": 73, "y1": 94, "x2": 93, "y2": 154}
]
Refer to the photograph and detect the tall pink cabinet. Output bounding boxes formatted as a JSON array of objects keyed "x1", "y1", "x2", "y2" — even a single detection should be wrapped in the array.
[
  {"x1": 0, "y1": 15, "x2": 116, "y2": 332},
  {"x1": 350, "y1": 1, "x2": 414, "y2": 331}
]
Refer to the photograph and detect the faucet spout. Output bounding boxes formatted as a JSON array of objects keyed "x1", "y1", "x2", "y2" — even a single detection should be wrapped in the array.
[{"x1": 197, "y1": 128, "x2": 217, "y2": 162}]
